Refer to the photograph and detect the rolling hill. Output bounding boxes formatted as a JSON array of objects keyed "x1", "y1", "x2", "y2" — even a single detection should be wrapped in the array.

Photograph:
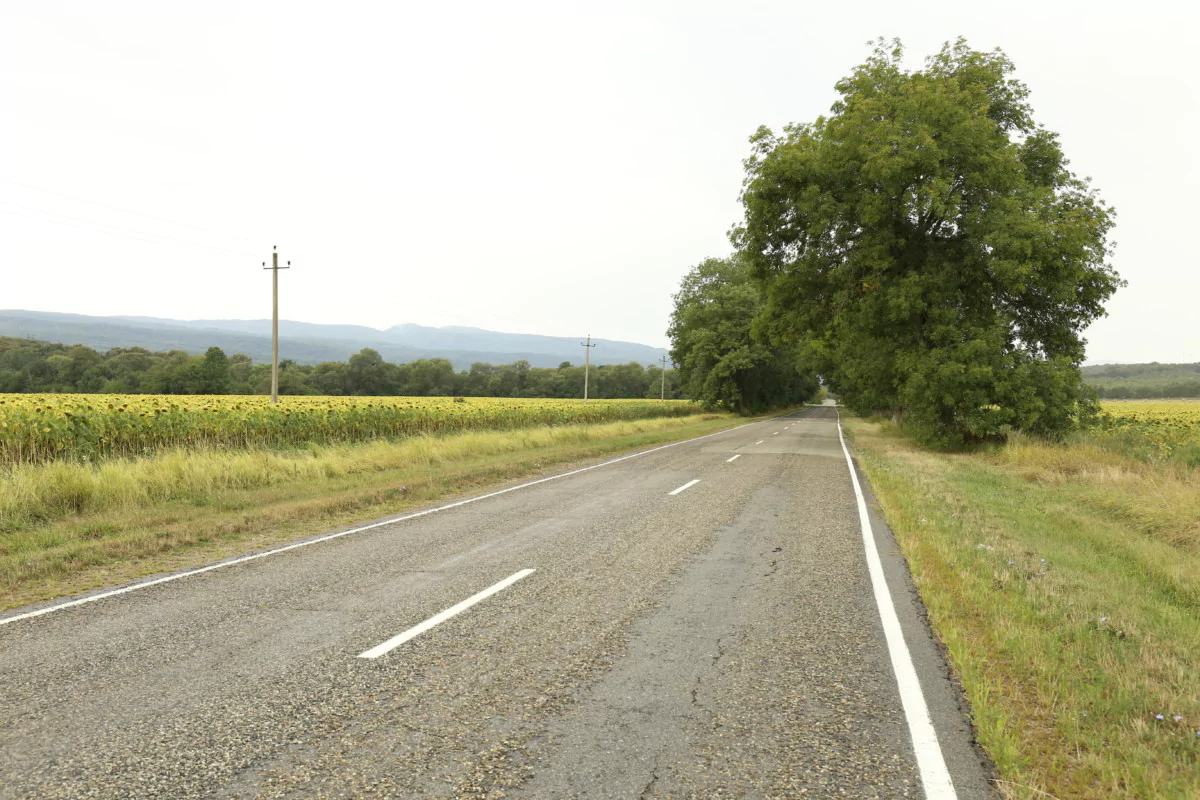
[
  {"x1": 1082, "y1": 361, "x2": 1200, "y2": 398},
  {"x1": 0, "y1": 310, "x2": 668, "y2": 370}
]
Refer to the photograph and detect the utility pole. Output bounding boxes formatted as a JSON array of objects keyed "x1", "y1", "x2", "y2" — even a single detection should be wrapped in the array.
[
  {"x1": 660, "y1": 354, "x2": 668, "y2": 402},
  {"x1": 580, "y1": 334, "x2": 596, "y2": 403},
  {"x1": 262, "y1": 246, "x2": 290, "y2": 404}
]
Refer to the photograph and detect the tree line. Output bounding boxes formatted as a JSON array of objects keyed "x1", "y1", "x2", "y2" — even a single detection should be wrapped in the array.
[
  {"x1": 0, "y1": 337, "x2": 683, "y2": 399},
  {"x1": 1093, "y1": 382, "x2": 1200, "y2": 400},
  {"x1": 1083, "y1": 363, "x2": 1200, "y2": 399}
]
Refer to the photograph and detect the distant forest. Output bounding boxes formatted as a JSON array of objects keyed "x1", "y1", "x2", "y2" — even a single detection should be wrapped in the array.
[
  {"x1": 0, "y1": 337, "x2": 683, "y2": 399},
  {"x1": 1082, "y1": 362, "x2": 1200, "y2": 399}
]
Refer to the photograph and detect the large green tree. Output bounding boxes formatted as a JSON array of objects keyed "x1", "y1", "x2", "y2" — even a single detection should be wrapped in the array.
[
  {"x1": 669, "y1": 256, "x2": 818, "y2": 414},
  {"x1": 737, "y1": 39, "x2": 1122, "y2": 444}
]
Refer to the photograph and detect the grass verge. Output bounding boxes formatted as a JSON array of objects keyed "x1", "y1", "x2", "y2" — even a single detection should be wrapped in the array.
[
  {"x1": 844, "y1": 418, "x2": 1199, "y2": 799},
  {"x1": 1, "y1": 413, "x2": 741, "y2": 613}
]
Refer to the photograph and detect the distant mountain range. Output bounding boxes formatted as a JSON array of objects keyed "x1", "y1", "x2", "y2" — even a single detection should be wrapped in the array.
[{"x1": 0, "y1": 310, "x2": 668, "y2": 370}]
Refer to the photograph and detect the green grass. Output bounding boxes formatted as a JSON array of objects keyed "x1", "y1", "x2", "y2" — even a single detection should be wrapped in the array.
[
  {"x1": 844, "y1": 419, "x2": 1200, "y2": 799},
  {"x1": 1, "y1": 413, "x2": 743, "y2": 612}
]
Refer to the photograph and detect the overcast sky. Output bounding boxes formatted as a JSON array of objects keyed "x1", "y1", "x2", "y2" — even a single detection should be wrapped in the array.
[{"x1": 1, "y1": 0, "x2": 1195, "y2": 363}]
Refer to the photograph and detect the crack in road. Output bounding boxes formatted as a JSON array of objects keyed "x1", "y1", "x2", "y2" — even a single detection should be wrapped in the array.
[
  {"x1": 690, "y1": 635, "x2": 729, "y2": 716},
  {"x1": 638, "y1": 764, "x2": 660, "y2": 799},
  {"x1": 711, "y1": 636, "x2": 726, "y2": 667}
]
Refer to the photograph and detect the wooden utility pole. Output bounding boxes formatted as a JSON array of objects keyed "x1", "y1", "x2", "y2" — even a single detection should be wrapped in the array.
[
  {"x1": 660, "y1": 354, "x2": 668, "y2": 402},
  {"x1": 263, "y1": 246, "x2": 290, "y2": 404},
  {"x1": 580, "y1": 334, "x2": 596, "y2": 403}
]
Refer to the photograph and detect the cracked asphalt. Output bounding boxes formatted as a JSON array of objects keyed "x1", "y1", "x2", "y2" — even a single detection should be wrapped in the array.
[{"x1": 0, "y1": 406, "x2": 995, "y2": 799}]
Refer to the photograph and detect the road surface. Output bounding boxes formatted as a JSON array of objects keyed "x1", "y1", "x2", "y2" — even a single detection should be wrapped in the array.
[{"x1": 0, "y1": 406, "x2": 994, "y2": 799}]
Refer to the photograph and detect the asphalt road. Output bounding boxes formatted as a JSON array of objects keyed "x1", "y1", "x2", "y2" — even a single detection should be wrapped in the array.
[{"x1": 0, "y1": 406, "x2": 995, "y2": 799}]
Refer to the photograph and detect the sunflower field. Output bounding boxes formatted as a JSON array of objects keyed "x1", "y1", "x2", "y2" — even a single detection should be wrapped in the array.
[
  {"x1": 1097, "y1": 400, "x2": 1200, "y2": 465},
  {"x1": 0, "y1": 394, "x2": 704, "y2": 467}
]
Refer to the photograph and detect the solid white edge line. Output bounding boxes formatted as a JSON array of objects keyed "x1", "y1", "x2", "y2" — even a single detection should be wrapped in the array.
[
  {"x1": 358, "y1": 568, "x2": 535, "y2": 659},
  {"x1": 668, "y1": 479, "x2": 701, "y2": 495},
  {"x1": 835, "y1": 408, "x2": 957, "y2": 799},
  {"x1": 726, "y1": 454, "x2": 741, "y2": 463},
  {"x1": 2, "y1": 418, "x2": 764, "y2": 627}
]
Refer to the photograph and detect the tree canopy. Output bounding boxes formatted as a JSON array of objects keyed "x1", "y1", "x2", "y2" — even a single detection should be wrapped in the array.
[
  {"x1": 668, "y1": 256, "x2": 818, "y2": 414},
  {"x1": 736, "y1": 39, "x2": 1122, "y2": 444}
]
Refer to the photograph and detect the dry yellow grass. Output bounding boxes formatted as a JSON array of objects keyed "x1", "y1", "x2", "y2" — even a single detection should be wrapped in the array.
[
  {"x1": 0, "y1": 414, "x2": 739, "y2": 611},
  {"x1": 996, "y1": 432, "x2": 1200, "y2": 551}
]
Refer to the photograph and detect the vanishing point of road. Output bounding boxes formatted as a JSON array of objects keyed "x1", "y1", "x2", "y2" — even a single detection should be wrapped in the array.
[{"x1": 0, "y1": 406, "x2": 995, "y2": 799}]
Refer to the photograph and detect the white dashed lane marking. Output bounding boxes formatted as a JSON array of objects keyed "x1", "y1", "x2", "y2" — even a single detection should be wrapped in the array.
[{"x1": 358, "y1": 569, "x2": 536, "y2": 659}]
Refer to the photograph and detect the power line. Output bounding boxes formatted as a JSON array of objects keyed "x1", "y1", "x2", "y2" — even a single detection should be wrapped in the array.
[
  {"x1": 3, "y1": 179, "x2": 254, "y2": 243},
  {"x1": 580, "y1": 334, "x2": 596, "y2": 404},
  {"x1": 264, "y1": 246, "x2": 291, "y2": 404},
  {"x1": 0, "y1": 206, "x2": 255, "y2": 260}
]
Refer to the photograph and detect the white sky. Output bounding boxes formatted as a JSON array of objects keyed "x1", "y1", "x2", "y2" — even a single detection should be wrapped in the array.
[{"x1": 1, "y1": 0, "x2": 1195, "y2": 363}]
